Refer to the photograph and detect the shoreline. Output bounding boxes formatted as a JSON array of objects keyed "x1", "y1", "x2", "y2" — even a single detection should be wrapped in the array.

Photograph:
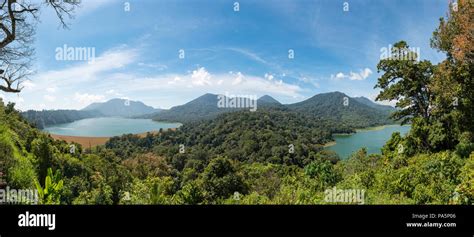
[
  {"x1": 325, "y1": 124, "x2": 409, "y2": 148},
  {"x1": 355, "y1": 124, "x2": 406, "y2": 132},
  {"x1": 323, "y1": 141, "x2": 337, "y2": 147},
  {"x1": 49, "y1": 128, "x2": 176, "y2": 148}
]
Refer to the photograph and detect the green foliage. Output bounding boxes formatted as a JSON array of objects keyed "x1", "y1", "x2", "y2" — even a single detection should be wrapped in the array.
[
  {"x1": 35, "y1": 168, "x2": 64, "y2": 204},
  {"x1": 73, "y1": 172, "x2": 113, "y2": 205},
  {"x1": 455, "y1": 132, "x2": 474, "y2": 158},
  {"x1": 304, "y1": 157, "x2": 340, "y2": 189},
  {"x1": 120, "y1": 177, "x2": 176, "y2": 204},
  {"x1": 454, "y1": 152, "x2": 474, "y2": 204},
  {"x1": 289, "y1": 92, "x2": 393, "y2": 129},
  {"x1": 174, "y1": 181, "x2": 204, "y2": 204},
  {"x1": 200, "y1": 157, "x2": 247, "y2": 202},
  {"x1": 32, "y1": 137, "x2": 53, "y2": 185}
]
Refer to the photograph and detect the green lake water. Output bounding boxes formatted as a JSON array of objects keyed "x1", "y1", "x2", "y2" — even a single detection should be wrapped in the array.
[
  {"x1": 326, "y1": 125, "x2": 411, "y2": 159},
  {"x1": 43, "y1": 117, "x2": 181, "y2": 137}
]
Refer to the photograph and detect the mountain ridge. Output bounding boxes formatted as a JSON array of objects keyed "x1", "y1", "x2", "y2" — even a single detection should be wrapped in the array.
[
  {"x1": 151, "y1": 91, "x2": 395, "y2": 127},
  {"x1": 21, "y1": 92, "x2": 395, "y2": 129}
]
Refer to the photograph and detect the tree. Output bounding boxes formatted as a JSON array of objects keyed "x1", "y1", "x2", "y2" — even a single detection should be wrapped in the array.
[
  {"x1": 0, "y1": 0, "x2": 79, "y2": 93},
  {"x1": 304, "y1": 158, "x2": 339, "y2": 189},
  {"x1": 32, "y1": 137, "x2": 53, "y2": 186},
  {"x1": 175, "y1": 181, "x2": 204, "y2": 204},
  {"x1": 430, "y1": 0, "x2": 474, "y2": 137},
  {"x1": 200, "y1": 157, "x2": 247, "y2": 202},
  {"x1": 375, "y1": 41, "x2": 435, "y2": 124}
]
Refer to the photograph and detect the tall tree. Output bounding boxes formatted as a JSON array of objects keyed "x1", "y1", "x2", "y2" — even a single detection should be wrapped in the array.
[
  {"x1": 430, "y1": 0, "x2": 474, "y2": 136},
  {"x1": 375, "y1": 41, "x2": 435, "y2": 124}
]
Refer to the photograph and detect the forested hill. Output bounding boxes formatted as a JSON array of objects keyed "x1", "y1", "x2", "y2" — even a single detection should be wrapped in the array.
[
  {"x1": 151, "y1": 93, "x2": 244, "y2": 123},
  {"x1": 21, "y1": 110, "x2": 103, "y2": 129},
  {"x1": 288, "y1": 92, "x2": 393, "y2": 128},
  {"x1": 107, "y1": 107, "x2": 348, "y2": 166},
  {"x1": 257, "y1": 95, "x2": 283, "y2": 108},
  {"x1": 152, "y1": 91, "x2": 394, "y2": 128}
]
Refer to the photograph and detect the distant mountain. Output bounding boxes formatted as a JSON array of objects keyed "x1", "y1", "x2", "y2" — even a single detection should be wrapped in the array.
[
  {"x1": 23, "y1": 93, "x2": 395, "y2": 130},
  {"x1": 353, "y1": 96, "x2": 395, "y2": 113},
  {"x1": 288, "y1": 91, "x2": 394, "y2": 128},
  {"x1": 152, "y1": 93, "x2": 243, "y2": 123},
  {"x1": 152, "y1": 92, "x2": 394, "y2": 127},
  {"x1": 82, "y1": 98, "x2": 160, "y2": 117},
  {"x1": 257, "y1": 95, "x2": 283, "y2": 108},
  {"x1": 21, "y1": 110, "x2": 103, "y2": 129},
  {"x1": 153, "y1": 94, "x2": 285, "y2": 123}
]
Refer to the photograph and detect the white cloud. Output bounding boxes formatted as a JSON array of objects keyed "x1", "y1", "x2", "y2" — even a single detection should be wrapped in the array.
[
  {"x1": 22, "y1": 80, "x2": 36, "y2": 90},
  {"x1": 335, "y1": 72, "x2": 345, "y2": 79},
  {"x1": 349, "y1": 68, "x2": 372, "y2": 80},
  {"x1": 105, "y1": 89, "x2": 123, "y2": 97},
  {"x1": 331, "y1": 68, "x2": 373, "y2": 81},
  {"x1": 264, "y1": 73, "x2": 274, "y2": 81},
  {"x1": 34, "y1": 47, "x2": 138, "y2": 89},
  {"x1": 167, "y1": 76, "x2": 182, "y2": 85},
  {"x1": 44, "y1": 95, "x2": 56, "y2": 102},
  {"x1": 74, "y1": 93, "x2": 105, "y2": 107},
  {"x1": 19, "y1": 45, "x2": 304, "y2": 110},
  {"x1": 369, "y1": 93, "x2": 397, "y2": 107},
  {"x1": 297, "y1": 76, "x2": 320, "y2": 88},
  {"x1": 46, "y1": 87, "x2": 57, "y2": 93},
  {"x1": 231, "y1": 72, "x2": 244, "y2": 85},
  {"x1": 191, "y1": 67, "x2": 212, "y2": 86},
  {"x1": 15, "y1": 97, "x2": 24, "y2": 103},
  {"x1": 121, "y1": 69, "x2": 303, "y2": 107},
  {"x1": 138, "y1": 62, "x2": 168, "y2": 71},
  {"x1": 226, "y1": 48, "x2": 269, "y2": 65}
]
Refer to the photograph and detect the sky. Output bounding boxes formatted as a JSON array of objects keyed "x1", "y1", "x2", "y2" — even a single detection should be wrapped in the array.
[{"x1": 1, "y1": 0, "x2": 450, "y2": 110}]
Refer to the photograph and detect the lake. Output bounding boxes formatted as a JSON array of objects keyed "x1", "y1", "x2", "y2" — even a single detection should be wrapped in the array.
[
  {"x1": 326, "y1": 125, "x2": 411, "y2": 159},
  {"x1": 43, "y1": 117, "x2": 182, "y2": 137}
]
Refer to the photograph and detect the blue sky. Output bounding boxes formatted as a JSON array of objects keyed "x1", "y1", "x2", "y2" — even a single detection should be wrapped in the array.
[{"x1": 2, "y1": 0, "x2": 449, "y2": 110}]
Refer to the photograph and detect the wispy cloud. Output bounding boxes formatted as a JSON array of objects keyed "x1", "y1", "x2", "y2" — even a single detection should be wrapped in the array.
[
  {"x1": 34, "y1": 46, "x2": 138, "y2": 89},
  {"x1": 331, "y1": 68, "x2": 373, "y2": 81},
  {"x1": 74, "y1": 93, "x2": 106, "y2": 108},
  {"x1": 114, "y1": 67, "x2": 304, "y2": 108},
  {"x1": 225, "y1": 48, "x2": 269, "y2": 65}
]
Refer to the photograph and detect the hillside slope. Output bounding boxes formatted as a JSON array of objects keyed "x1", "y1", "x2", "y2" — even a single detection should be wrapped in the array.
[{"x1": 288, "y1": 92, "x2": 393, "y2": 128}]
